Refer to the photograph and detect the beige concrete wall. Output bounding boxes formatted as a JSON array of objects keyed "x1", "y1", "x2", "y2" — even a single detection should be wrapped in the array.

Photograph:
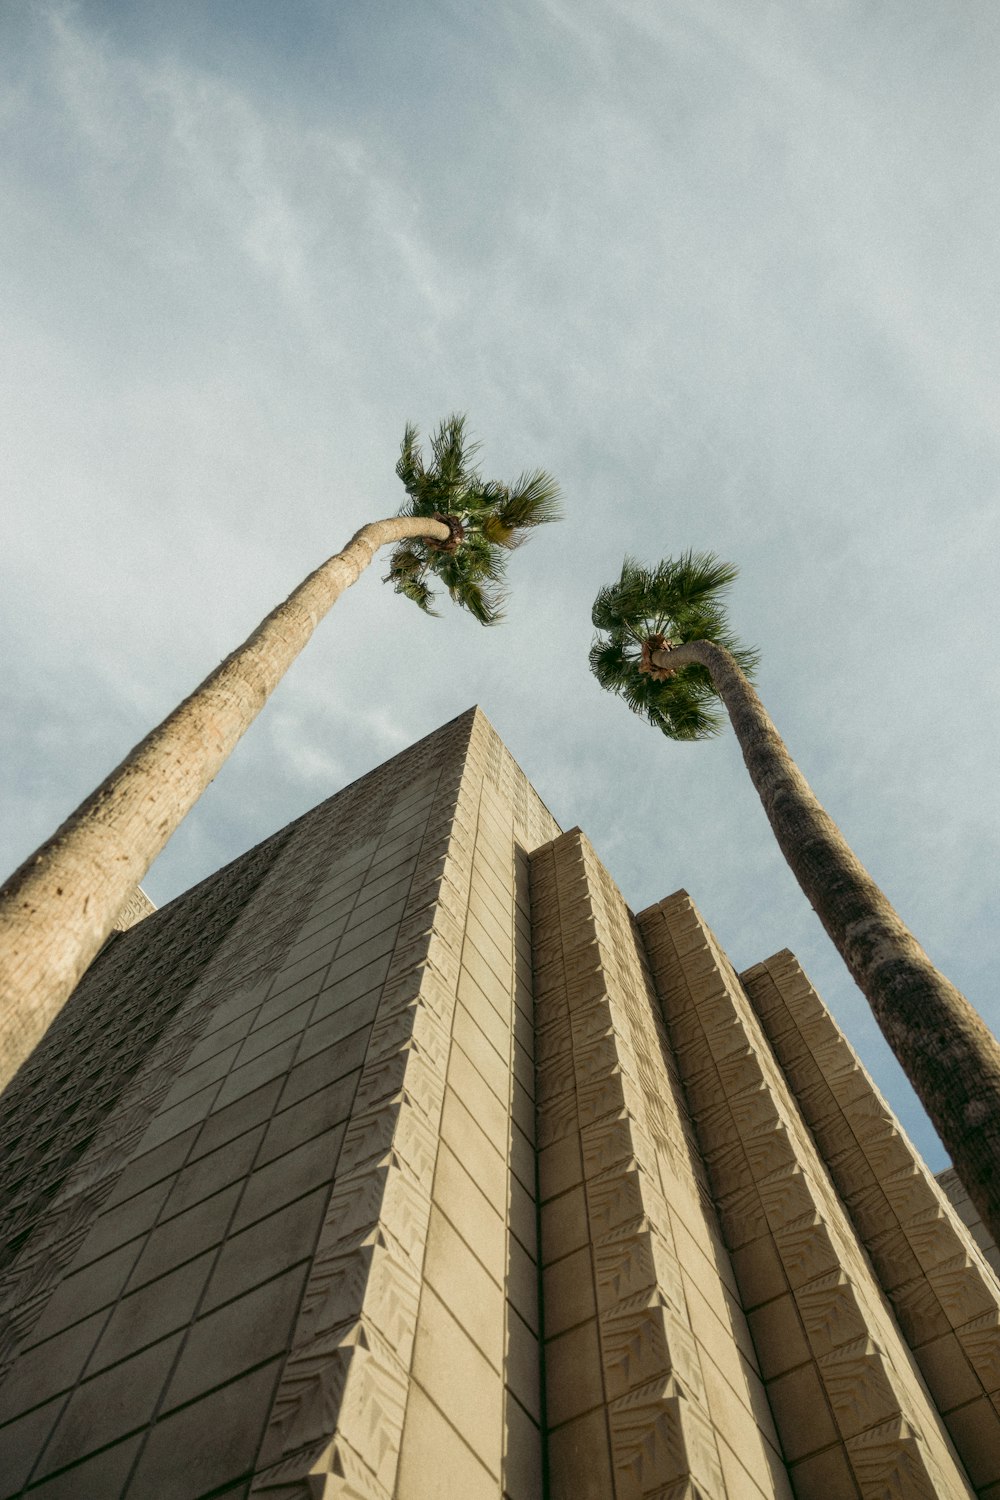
[
  {"x1": 0, "y1": 814, "x2": 299, "y2": 1381},
  {"x1": 393, "y1": 717, "x2": 556, "y2": 1500},
  {"x1": 111, "y1": 886, "x2": 156, "y2": 933},
  {"x1": 640, "y1": 893, "x2": 975, "y2": 1499},
  {"x1": 2, "y1": 709, "x2": 994, "y2": 1500},
  {"x1": 0, "y1": 708, "x2": 558, "y2": 1500},
  {"x1": 938, "y1": 1167, "x2": 1000, "y2": 1282},
  {"x1": 532, "y1": 831, "x2": 791, "y2": 1499},
  {"x1": 742, "y1": 950, "x2": 1000, "y2": 1496}
]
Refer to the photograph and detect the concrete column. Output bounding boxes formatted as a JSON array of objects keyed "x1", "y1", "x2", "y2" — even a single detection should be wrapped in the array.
[
  {"x1": 639, "y1": 892, "x2": 974, "y2": 1500},
  {"x1": 532, "y1": 831, "x2": 790, "y2": 1499},
  {"x1": 742, "y1": 949, "x2": 1000, "y2": 1495}
]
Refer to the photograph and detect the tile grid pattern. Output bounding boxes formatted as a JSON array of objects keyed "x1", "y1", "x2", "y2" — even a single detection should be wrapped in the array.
[
  {"x1": 250, "y1": 728, "x2": 479, "y2": 1496},
  {"x1": 249, "y1": 709, "x2": 560, "y2": 1498},
  {"x1": 480, "y1": 727, "x2": 555, "y2": 1497},
  {"x1": 3, "y1": 708, "x2": 997, "y2": 1500},
  {"x1": 110, "y1": 887, "x2": 157, "y2": 933},
  {"x1": 742, "y1": 951, "x2": 1000, "y2": 1496},
  {"x1": 532, "y1": 829, "x2": 789, "y2": 1499},
  {"x1": 0, "y1": 821, "x2": 294, "y2": 1364},
  {"x1": 938, "y1": 1170, "x2": 1000, "y2": 1282},
  {"x1": 639, "y1": 892, "x2": 973, "y2": 1500},
  {"x1": 394, "y1": 717, "x2": 557, "y2": 1498},
  {"x1": 0, "y1": 712, "x2": 477, "y2": 1498}
]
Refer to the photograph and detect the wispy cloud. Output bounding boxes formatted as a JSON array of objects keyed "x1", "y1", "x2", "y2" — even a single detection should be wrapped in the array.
[{"x1": 4, "y1": 0, "x2": 999, "y2": 1169}]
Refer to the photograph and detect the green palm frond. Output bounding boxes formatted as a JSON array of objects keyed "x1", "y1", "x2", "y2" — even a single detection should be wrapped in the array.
[
  {"x1": 447, "y1": 574, "x2": 507, "y2": 626},
  {"x1": 435, "y1": 531, "x2": 506, "y2": 588},
  {"x1": 384, "y1": 545, "x2": 425, "y2": 580},
  {"x1": 478, "y1": 512, "x2": 518, "y2": 549},
  {"x1": 590, "y1": 634, "x2": 726, "y2": 738},
  {"x1": 591, "y1": 558, "x2": 652, "y2": 636},
  {"x1": 590, "y1": 553, "x2": 758, "y2": 742},
  {"x1": 395, "y1": 423, "x2": 425, "y2": 496},
  {"x1": 478, "y1": 471, "x2": 564, "y2": 548},
  {"x1": 592, "y1": 553, "x2": 739, "y2": 636},
  {"x1": 430, "y1": 414, "x2": 478, "y2": 491},
  {"x1": 386, "y1": 415, "x2": 561, "y2": 623},
  {"x1": 651, "y1": 693, "x2": 726, "y2": 740},
  {"x1": 588, "y1": 635, "x2": 638, "y2": 696},
  {"x1": 392, "y1": 572, "x2": 439, "y2": 615},
  {"x1": 504, "y1": 470, "x2": 565, "y2": 527}
]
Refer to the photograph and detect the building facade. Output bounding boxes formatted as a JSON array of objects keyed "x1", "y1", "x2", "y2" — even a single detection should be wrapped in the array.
[{"x1": 0, "y1": 706, "x2": 998, "y2": 1498}]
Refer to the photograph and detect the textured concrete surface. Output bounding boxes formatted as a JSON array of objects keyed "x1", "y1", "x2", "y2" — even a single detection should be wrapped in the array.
[{"x1": 1, "y1": 707, "x2": 996, "y2": 1498}]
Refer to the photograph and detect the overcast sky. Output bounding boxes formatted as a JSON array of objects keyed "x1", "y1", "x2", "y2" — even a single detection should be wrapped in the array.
[{"x1": 3, "y1": 0, "x2": 999, "y2": 1170}]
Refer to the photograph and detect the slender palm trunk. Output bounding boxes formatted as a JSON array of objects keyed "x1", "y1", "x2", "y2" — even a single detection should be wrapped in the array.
[
  {"x1": 651, "y1": 639, "x2": 1000, "y2": 1245},
  {"x1": 0, "y1": 515, "x2": 449, "y2": 1090}
]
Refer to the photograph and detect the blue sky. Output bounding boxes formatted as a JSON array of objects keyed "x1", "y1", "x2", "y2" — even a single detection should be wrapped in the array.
[{"x1": 3, "y1": 0, "x2": 999, "y2": 1169}]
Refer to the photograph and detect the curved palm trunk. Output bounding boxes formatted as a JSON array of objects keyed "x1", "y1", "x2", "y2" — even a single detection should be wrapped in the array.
[
  {"x1": 651, "y1": 639, "x2": 1000, "y2": 1245},
  {"x1": 0, "y1": 515, "x2": 449, "y2": 1089}
]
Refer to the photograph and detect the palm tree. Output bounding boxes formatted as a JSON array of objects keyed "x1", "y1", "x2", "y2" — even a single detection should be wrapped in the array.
[
  {"x1": 0, "y1": 415, "x2": 561, "y2": 1089},
  {"x1": 591, "y1": 552, "x2": 1000, "y2": 1246}
]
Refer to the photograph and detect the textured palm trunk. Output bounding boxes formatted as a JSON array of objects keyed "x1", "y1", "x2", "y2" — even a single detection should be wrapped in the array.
[
  {"x1": 0, "y1": 515, "x2": 449, "y2": 1090},
  {"x1": 652, "y1": 638, "x2": 1000, "y2": 1246}
]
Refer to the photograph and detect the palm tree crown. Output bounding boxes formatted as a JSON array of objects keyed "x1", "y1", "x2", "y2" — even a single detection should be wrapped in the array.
[
  {"x1": 590, "y1": 553, "x2": 760, "y2": 738},
  {"x1": 387, "y1": 414, "x2": 562, "y2": 624}
]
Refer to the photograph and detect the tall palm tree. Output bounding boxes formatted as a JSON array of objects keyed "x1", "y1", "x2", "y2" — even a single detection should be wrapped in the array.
[
  {"x1": 0, "y1": 415, "x2": 560, "y2": 1089},
  {"x1": 591, "y1": 552, "x2": 1000, "y2": 1245}
]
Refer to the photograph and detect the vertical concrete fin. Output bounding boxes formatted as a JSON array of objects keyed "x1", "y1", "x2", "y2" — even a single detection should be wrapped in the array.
[
  {"x1": 250, "y1": 713, "x2": 482, "y2": 1498},
  {"x1": 638, "y1": 892, "x2": 975, "y2": 1499},
  {"x1": 533, "y1": 834, "x2": 789, "y2": 1499},
  {"x1": 742, "y1": 949, "x2": 1000, "y2": 1494}
]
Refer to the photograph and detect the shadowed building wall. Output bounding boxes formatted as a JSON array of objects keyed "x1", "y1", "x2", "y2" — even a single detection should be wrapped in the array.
[{"x1": 0, "y1": 707, "x2": 997, "y2": 1498}]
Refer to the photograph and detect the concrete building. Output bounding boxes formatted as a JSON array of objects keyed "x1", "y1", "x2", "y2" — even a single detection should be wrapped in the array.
[{"x1": 0, "y1": 706, "x2": 998, "y2": 1498}]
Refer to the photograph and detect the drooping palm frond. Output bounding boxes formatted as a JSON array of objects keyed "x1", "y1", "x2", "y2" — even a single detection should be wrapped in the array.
[
  {"x1": 590, "y1": 553, "x2": 759, "y2": 741},
  {"x1": 447, "y1": 573, "x2": 508, "y2": 626},
  {"x1": 434, "y1": 529, "x2": 506, "y2": 587},
  {"x1": 591, "y1": 562, "x2": 651, "y2": 639},
  {"x1": 433, "y1": 530, "x2": 508, "y2": 624},
  {"x1": 384, "y1": 545, "x2": 424, "y2": 579},
  {"x1": 590, "y1": 634, "x2": 727, "y2": 738},
  {"x1": 386, "y1": 415, "x2": 561, "y2": 622},
  {"x1": 392, "y1": 572, "x2": 439, "y2": 615}
]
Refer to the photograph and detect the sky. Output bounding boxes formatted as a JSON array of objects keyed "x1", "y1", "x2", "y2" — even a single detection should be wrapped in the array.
[{"x1": 2, "y1": 0, "x2": 999, "y2": 1171}]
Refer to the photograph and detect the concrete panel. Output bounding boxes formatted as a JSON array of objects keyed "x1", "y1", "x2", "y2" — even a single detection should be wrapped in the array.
[
  {"x1": 641, "y1": 893, "x2": 973, "y2": 1498},
  {"x1": 744, "y1": 949, "x2": 1000, "y2": 1491}
]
